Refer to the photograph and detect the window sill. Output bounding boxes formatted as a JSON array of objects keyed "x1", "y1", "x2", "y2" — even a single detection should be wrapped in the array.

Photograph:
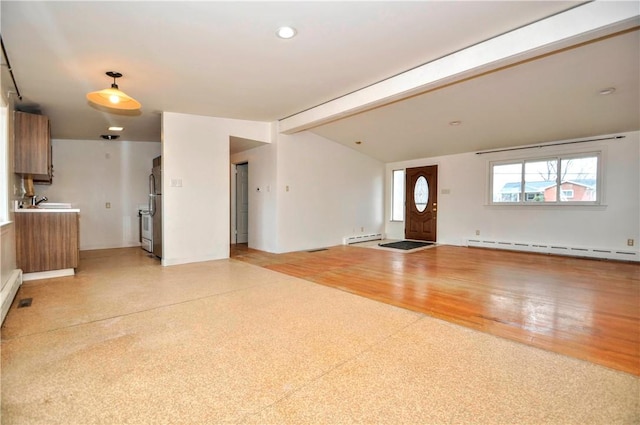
[{"x1": 485, "y1": 203, "x2": 608, "y2": 210}]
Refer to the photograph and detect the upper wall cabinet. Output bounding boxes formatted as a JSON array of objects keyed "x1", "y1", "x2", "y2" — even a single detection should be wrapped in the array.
[{"x1": 14, "y1": 111, "x2": 53, "y2": 183}]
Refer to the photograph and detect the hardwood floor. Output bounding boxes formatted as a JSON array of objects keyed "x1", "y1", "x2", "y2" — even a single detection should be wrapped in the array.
[{"x1": 231, "y1": 243, "x2": 640, "y2": 376}]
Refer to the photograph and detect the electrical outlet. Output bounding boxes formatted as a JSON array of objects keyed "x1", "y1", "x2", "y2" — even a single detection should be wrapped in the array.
[
  {"x1": 361, "y1": 227, "x2": 364, "y2": 232},
  {"x1": 105, "y1": 202, "x2": 111, "y2": 209},
  {"x1": 475, "y1": 230, "x2": 480, "y2": 236},
  {"x1": 628, "y1": 239, "x2": 635, "y2": 247}
]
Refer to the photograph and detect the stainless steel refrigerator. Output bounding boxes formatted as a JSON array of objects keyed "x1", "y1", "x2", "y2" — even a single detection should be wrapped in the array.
[{"x1": 149, "y1": 156, "x2": 162, "y2": 259}]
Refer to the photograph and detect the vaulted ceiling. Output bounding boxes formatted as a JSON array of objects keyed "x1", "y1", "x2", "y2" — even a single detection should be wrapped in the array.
[{"x1": 2, "y1": 1, "x2": 638, "y2": 162}]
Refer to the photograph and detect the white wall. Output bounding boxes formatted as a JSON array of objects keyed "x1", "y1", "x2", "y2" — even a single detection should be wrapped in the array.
[
  {"x1": 231, "y1": 130, "x2": 385, "y2": 254},
  {"x1": 385, "y1": 131, "x2": 640, "y2": 252},
  {"x1": 162, "y1": 112, "x2": 271, "y2": 266},
  {"x1": 36, "y1": 139, "x2": 161, "y2": 250},
  {"x1": 276, "y1": 131, "x2": 384, "y2": 252}
]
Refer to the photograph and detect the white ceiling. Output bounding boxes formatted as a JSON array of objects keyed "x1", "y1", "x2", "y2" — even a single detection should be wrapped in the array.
[
  {"x1": 311, "y1": 29, "x2": 640, "y2": 161},
  {"x1": 1, "y1": 1, "x2": 639, "y2": 162}
]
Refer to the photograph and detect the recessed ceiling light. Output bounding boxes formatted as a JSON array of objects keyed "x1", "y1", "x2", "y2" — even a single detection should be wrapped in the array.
[
  {"x1": 276, "y1": 26, "x2": 297, "y2": 39},
  {"x1": 449, "y1": 120, "x2": 462, "y2": 126},
  {"x1": 108, "y1": 126, "x2": 123, "y2": 131},
  {"x1": 599, "y1": 87, "x2": 616, "y2": 95},
  {"x1": 100, "y1": 134, "x2": 120, "y2": 140}
]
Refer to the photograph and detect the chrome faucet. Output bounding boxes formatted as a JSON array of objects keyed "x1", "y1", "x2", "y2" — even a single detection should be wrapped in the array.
[{"x1": 31, "y1": 196, "x2": 48, "y2": 206}]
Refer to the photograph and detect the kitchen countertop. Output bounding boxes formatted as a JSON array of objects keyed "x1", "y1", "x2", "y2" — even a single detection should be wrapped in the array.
[{"x1": 15, "y1": 208, "x2": 81, "y2": 213}]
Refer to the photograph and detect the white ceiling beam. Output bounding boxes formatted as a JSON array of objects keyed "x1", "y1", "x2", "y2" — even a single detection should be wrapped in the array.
[{"x1": 278, "y1": 1, "x2": 640, "y2": 135}]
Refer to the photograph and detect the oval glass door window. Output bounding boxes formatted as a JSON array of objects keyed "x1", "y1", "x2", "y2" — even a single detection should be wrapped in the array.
[{"x1": 414, "y1": 176, "x2": 429, "y2": 212}]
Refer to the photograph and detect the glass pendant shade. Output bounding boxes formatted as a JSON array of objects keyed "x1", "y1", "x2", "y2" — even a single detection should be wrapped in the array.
[{"x1": 87, "y1": 72, "x2": 141, "y2": 110}]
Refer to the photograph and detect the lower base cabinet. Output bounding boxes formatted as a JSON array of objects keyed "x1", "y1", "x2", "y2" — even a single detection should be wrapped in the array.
[{"x1": 15, "y1": 212, "x2": 79, "y2": 273}]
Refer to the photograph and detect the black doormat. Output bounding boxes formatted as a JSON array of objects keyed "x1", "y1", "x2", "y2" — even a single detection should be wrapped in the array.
[{"x1": 378, "y1": 241, "x2": 434, "y2": 250}]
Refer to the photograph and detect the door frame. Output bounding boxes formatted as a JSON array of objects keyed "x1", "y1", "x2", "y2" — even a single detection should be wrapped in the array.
[
  {"x1": 404, "y1": 164, "x2": 438, "y2": 242},
  {"x1": 231, "y1": 162, "x2": 249, "y2": 245}
]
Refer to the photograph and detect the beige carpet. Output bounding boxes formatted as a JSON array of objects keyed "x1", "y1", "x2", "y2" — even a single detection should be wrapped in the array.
[{"x1": 1, "y1": 249, "x2": 638, "y2": 424}]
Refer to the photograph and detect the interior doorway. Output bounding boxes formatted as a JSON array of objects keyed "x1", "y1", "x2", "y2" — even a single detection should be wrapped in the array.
[
  {"x1": 405, "y1": 165, "x2": 438, "y2": 242},
  {"x1": 235, "y1": 163, "x2": 249, "y2": 244}
]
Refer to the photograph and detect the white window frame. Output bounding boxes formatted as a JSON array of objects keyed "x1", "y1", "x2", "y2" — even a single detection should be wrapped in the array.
[
  {"x1": 391, "y1": 169, "x2": 405, "y2": 221},
  {"x1": 489, "y1": 151, "x2": 602, "y2": 206},
  {"x1": 0, "y1": 100, "x2": 8, "y2": 222}
]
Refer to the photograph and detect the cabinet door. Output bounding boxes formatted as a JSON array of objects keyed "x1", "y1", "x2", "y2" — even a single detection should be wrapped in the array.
[
  {"x1": 34, "y1": 141, "x2": 54, "y2": 185},
  {"x1": 15, "y1": 212, "x2": 79, "y2": 273},
  {"x1": 14, "y1": 111, "x2": 51, "y2": 178}
]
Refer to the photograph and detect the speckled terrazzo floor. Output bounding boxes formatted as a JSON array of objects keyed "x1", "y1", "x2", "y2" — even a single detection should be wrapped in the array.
[{"x1": 1, "y1": 248, "x2": 638, "y2": 424}]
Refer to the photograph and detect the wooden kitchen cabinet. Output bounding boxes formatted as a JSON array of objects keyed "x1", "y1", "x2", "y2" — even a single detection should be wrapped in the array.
[
  {"x1": 15, "y1": 212, "x2": 79, "y2": 273},
  {"x1": 33, "y1": 144, "x2": 53, "y2": 185},
  {"x1": 14, "y1": 111, "x2": 53, "y2": 183}
]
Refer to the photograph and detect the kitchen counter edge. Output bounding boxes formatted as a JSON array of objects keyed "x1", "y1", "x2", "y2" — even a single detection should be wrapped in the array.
[{"x1": 15, "y1": 208, "x2": 81, "y2": 213}]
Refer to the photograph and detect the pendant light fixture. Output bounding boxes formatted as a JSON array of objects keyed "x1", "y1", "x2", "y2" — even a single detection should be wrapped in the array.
[{"x1": 87, "y1": 71, "x2": 141, "y2": 110}]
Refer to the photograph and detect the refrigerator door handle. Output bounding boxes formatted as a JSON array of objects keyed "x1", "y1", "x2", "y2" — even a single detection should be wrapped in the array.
[{"x1": 149, "y1": 173, "x2": 155, "y2": 194}]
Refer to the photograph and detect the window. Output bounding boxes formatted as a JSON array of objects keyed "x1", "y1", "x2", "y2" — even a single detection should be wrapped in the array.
[
  {"x1": 391, "y1": 169, "x2": 405, "y2": 221},
  {"x1": 492, "y1": 163, "x2": 522, "y2": 202},
  {"x1": 524, "y1": 159, "x2": 556, "y2": 202},
  {"x1": 413, "y1": 175, "x2": 428, "y2": 212},
  {"x1": 490, "y1": 153, "x2": 600, "y2": 205},
  {"x1": 0, "y1": 101, "x2": 7, "y2": 222}
]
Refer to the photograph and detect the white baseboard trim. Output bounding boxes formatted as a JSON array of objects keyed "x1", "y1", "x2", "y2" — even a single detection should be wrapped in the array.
[
  {"x1": 161, "y1": 254, "x2": 227, "y2": 266},
  {"x1": 23, "y1": 268, "x2": 75, "y2": 282}
]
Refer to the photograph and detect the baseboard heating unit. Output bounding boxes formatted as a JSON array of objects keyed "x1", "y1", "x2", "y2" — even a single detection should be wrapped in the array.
[
  {"x1": 467, "y1": 239, "x2": 639, "y2": 262},
  {"x1": 343, "y1": 233, "x2": 384, "y2": 245},
  {"x1": 1, "y1": 269, "x2": 22, "y2": 324}
]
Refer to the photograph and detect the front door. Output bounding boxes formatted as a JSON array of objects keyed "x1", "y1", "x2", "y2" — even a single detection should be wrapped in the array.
[{"x1": 405, "y1": 165, "x2": 438, "y2": 241}]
